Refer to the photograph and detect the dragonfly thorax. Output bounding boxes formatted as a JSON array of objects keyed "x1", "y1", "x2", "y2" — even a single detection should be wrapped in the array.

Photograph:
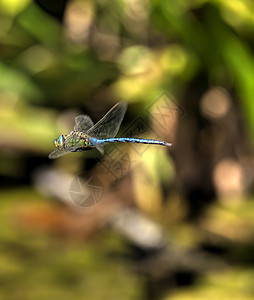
[{"x1": 53, "y1": 131, "x2": 91, "y2": 151}]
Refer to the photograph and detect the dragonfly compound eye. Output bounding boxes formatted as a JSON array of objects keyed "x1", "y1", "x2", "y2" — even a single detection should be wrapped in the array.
[{"x1": 53, "y1": 135, "x2": 65, "y2": 149}]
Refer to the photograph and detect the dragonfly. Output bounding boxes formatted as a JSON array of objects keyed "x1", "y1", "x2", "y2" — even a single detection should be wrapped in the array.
[{"x1": 49, "y1": 102, "x2": 172, "y2": 159}]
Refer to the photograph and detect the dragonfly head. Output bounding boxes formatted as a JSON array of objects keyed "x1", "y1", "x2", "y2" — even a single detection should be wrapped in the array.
[{"x1": 53, "y1": 135, "x2": 65, "y2": 149}]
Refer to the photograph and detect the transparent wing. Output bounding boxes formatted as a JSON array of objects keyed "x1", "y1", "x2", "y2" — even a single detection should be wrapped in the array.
[
  {"x1": 48, "y1": 149, "x2": 70, "y2": 159},
  {"x1": 74, "y1": 115, "x2": 94, "y2": 132},
  {"x1": 87, "y1": 102, "x2": 127, "y2": 138}
]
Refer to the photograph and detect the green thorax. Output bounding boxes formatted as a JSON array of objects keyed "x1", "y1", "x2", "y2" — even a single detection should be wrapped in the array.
[{"x1": 63, "y1": 131, "x2": 92, "y2": 151}]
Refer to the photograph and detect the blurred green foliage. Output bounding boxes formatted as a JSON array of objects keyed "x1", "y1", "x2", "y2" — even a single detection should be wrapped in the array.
[
  {"x1": 0, "y1": 189, "x2": 142, "y2": 300},
  {"x1": 1, "y1": 0, "x2": 254, "y2": 299},
  {"x1": 0, "y1": 0, "x2": 254, "y2": 156}
]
